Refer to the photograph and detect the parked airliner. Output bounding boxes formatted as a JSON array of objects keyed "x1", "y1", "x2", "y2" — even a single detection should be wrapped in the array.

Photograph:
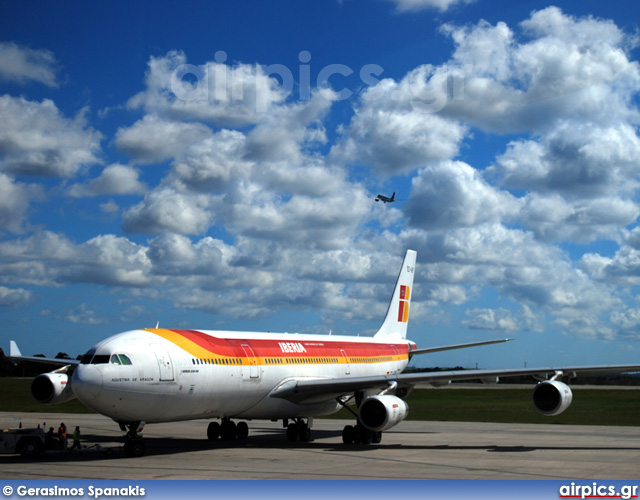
[{"x1": 9, "y1": 250, "x2": 640, "y2": 457}]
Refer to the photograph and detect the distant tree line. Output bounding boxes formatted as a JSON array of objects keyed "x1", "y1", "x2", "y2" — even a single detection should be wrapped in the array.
[{"x1": 404, "y1": 365, "x2": 640, "y2": 385}]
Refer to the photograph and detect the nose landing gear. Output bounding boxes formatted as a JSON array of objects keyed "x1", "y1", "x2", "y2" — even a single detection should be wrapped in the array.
[{"x1": 120, "y1": 421, "x2": 146, "y2": 457}]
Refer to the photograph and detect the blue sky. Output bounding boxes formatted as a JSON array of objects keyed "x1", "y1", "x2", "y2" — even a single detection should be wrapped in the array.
[{"x1": 1, "y1": 0, "x2": 640, "y2": 370}]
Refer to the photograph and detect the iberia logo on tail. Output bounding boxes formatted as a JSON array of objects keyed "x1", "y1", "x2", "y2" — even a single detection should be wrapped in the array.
[{"x1": 397, "y1": 285, "x2": 410, "y2": 323}]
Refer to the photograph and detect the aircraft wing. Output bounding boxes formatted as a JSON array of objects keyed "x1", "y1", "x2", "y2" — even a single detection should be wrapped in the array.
[
  {"x1": 8, "y1": 340, "x2": 79, "y2": 367},
  {"x1": 270, "y1": 363, "x2": 640, "y2": 405}
]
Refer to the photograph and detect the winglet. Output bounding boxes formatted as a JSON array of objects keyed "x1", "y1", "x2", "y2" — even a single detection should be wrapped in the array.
[
  {"x1": 374, "y1": 250, "x2": 417, "y2": 340},
  {"x1": 9, "y1": 340, "x2": 22, "y2": 357}
]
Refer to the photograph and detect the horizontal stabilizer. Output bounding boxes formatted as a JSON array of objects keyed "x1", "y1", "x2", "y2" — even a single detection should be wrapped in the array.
[
  {"x1": 7, "y1": 340, "x2": 79, "y2": 367},
  {"x1": 410, "y1": 338, "x2": 513, "y2": 357}
]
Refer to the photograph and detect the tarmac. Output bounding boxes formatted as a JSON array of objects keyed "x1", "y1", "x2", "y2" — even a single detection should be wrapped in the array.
[{"x1": 1, "y1": 411, "x2": 639, "y2": 480}]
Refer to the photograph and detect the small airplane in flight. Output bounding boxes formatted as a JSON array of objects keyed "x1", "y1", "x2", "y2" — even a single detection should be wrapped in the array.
[
  {"x1": 374, "y1": 192, "x2": 403, "y2": 203},
  {"x1": 9, "y1": 250, "x2": 640, "y2": 457}
]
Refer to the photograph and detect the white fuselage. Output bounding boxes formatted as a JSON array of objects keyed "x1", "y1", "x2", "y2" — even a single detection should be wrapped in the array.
[{"x1": 71, "y1": 328, "x2": 413, "y2": 423}]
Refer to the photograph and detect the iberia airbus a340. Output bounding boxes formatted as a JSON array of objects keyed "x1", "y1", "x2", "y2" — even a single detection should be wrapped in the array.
[{"x1": 9, "y1": 250, "x2": 640, "y2": 457}]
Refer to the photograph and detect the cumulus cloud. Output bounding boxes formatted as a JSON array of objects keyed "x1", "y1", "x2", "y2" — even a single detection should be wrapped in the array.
[
  {"x1": 122, "y1": 186, "x2": 213, "y2": 235},
  {"x1": 400, "y1": 220, "x2": 620, "y2": 339},
  {"x1": 489, "y1": 120, "x2": 640, "y2": 243},
  {"x1": 492, "y1": 122, "x2": 640, "y2": 197},
  {"x1": 115, "y1": 114, "x2": 213, "y2": 163},
  {"x1": 0, "y1": 285, "x2": 32, "y2": 307},
  {"x1": 68, "y1": 164, "x2": 146, "y2": 197},
  {"x1": 581, "y1": 227, "x2": 640, "y2": 287},
  {"x1": 0, "y1": 95, "x2": 102, "y2": 177},
  {"x1": 64, "y1": 303, "x2": 108, "y2": 325},
  {"x1": 127, "y1": 50, "x2": 289, "y2": 127},
  {"x1": 331, "y1": 67, "x2": 468, "y2": 175},
  {"x1": 223, "y1": 185, "x2": 371, "y2": 250},
  {"x1": 440, "y1": 7, "x2": 640, "y2": 132},
  {"x1": 463, "y1": 307, "x2": 520, "y2": 331},
  {"x1": 406, "y1": 161, "x2": 521, "y2": 230},
  {"x1": 0, "y1": 231, "x2": 151, "y2": 288},
  {"x1": 2, "y1": 6, "x2": 640, "y2": 345},
  {"x1": 171, "y1": 129, "x2": 251, "y2": 192},
  {"x1": 0, "y1": 42, "x2": 59, "y2": 87},
  {"x1": 388, "y1": 0, "x2": 474, "y2": 13},
  {"x1": 0, "y1": 173, "x2": 41, "y2": 234}
]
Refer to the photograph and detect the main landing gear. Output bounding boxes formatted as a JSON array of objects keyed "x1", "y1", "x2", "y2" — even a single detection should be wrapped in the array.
[
  {"x1": 341, "y1": 423, "x2": 382, "y2": 445},
  {"x1": 338, "y1": 394, "x2": 382, "y2": 445},
  {"x1": 207, "y1": 418, "x2": 249, "y2": 441},
  {"x1": 120, "y1": 421, "x2": 146, "y2": 457},
  {"x1": 285, "y1": 418, "x2": 312, "y2": 442}
]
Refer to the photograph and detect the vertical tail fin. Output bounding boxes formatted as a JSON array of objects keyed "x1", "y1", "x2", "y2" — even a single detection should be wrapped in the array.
[
  {"x1": 374, "y1": 249, "x2": 417, "y2": 340},
  {"x1": 10, "y1": 340, "x2": 22, "y2": 357}
]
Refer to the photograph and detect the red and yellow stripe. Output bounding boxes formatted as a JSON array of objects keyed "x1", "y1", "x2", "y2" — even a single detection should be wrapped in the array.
[{"x1": 144, "y1": 328, "x2": 409, "y2": 366}]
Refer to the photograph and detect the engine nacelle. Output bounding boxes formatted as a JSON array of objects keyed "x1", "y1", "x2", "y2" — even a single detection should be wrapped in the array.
[
  {"x1": 31, "y1": 372, "x2": 75, "y2": 404},
  {"x1": 358, "y1": 395, "x2": 409, "y2": 432},
  {"x1": 532, "y1": 380, "x2": 573, "y2": 416}
]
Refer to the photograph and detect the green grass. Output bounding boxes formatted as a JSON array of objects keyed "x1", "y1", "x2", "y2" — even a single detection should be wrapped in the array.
[
  {"x1": 324, "y1": 387, "x2": 640, "y2": 426},
  {"x1": 0, "y1": 378, "x2": 93, "y2": 414},
  {"x1": 1, "y1": 379, "x2": 637, "y2": 426}
]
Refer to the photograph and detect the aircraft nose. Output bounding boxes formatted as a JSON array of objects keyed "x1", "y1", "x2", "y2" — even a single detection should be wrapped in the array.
[{"x1": 72, "y1": 364, "x2": 104, "y2": 403}]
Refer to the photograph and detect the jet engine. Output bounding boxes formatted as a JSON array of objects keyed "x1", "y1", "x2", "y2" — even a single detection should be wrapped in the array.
[
  {"x1": 31, "y1": 372, "x2": 76, "y2": 404},
  {"x1": 358, "y1": 395, "x2": 409, "y2": 432},
  {"x1": 532, "y1": 380, "x2": 573, "y2": 416}
]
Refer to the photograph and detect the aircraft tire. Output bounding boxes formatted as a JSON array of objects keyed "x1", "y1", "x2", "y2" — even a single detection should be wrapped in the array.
[
  {"x1": 372, "y1": 431, "x2": 382, "y2": 444},
  {"x1": 124, "y1": 439, "x2": 145, "y2": 457},
  {"x1": 207, "y1": 421, "x2": 220, "y2": 441},
  {"x1": 220, "y1": 420, "x2": 237, "y2": 440},
  {"x1": 286, "y1": 423, "x2": 298, "y2": 441},
  {"x1": 236, "y1": 421, "x2": 249, "y2": 440},
  {"x1": 342, "y1": 425, "x2": 355, "y2": 445},
  {"x1": 298, "y1": 423, "x2": 311, "y2": 442},
  {"x1": 351, "y1": 424, "x2": 372, "y2": 445}
]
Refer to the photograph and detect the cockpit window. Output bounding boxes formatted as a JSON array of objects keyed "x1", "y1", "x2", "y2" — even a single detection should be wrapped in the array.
[
  {"x1": 91, "y1": 355, "x2": 110, "y2": 364},
  {"x1": 80, "y1": 348, "x2": 96, "y2": 364},
  {"x1": 81, "y1": 349, "x2": 133, "y2": 365},
  {"x1": 110, "y1": 354, "x2": 133, "y2": 365}
]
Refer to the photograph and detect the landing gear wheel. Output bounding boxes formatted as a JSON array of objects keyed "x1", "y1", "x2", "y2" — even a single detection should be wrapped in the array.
[
  {"x1": 372, "y1": 431, "x2": 382, "y2": 444},
  {"x1": 286, "y1": 419, "x2": 311, "y2": 442},
  {"x1": 124, "y1": 439, "x2": 146, "y2": 457},
  {"x1": 122, "y1": 421, "x2": 146, "y2": 457},
  {"x1": 298, "y1": 422, "x2": 311, "y2": 442},
  {"x1": 286, "y1": 423, "x2": 298, "y2": 441},
  {"x1": 207, "y1": 421, "x2": 220, "y2": 441},
  {"x1": 358, "y1": 425, "x2": 373, "y2": 445},
  {"x1": 236, "y1": 421, "x2": 249, "y2": 440},
  {"x1": 220, "y1": 419, "x2": 237, "y2": 440},
  {"x1": 342, "y1": 425, "x2": 355, "y2": 445}
]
